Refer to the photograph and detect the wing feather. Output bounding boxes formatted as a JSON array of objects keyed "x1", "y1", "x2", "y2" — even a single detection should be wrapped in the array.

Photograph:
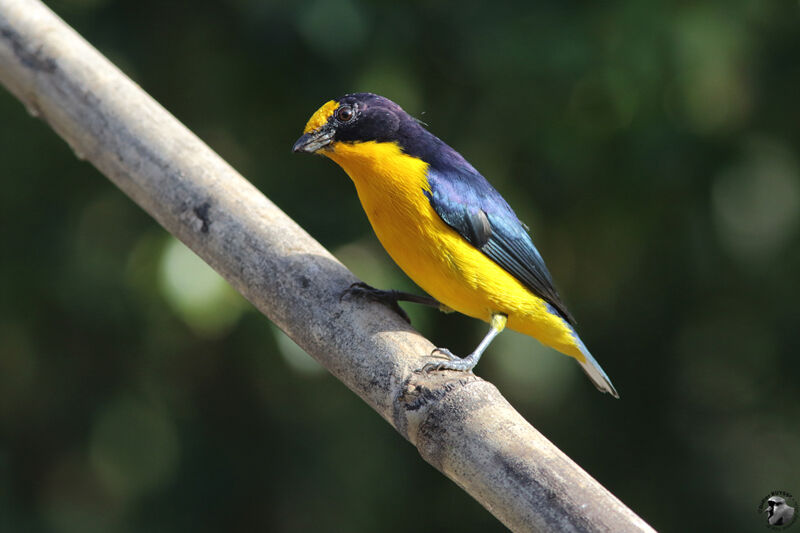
[{"x1": 424, "y1": 166, "x2": 576, "y2": 325}]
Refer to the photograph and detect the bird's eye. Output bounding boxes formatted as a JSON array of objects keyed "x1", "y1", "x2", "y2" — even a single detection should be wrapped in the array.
[{"x1": 336, "y1": 105, "x2": 354, "y2": 123}]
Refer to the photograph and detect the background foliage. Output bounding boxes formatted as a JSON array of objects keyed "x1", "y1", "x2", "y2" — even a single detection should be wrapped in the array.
[{"x1": 2, "y1": 0, "x2": 799, "y2": 531}]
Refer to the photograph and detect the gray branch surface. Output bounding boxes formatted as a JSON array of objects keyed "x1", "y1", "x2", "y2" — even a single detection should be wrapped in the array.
[{"x1": 0, "y1": 1, "x2": 655, "y2": 531}]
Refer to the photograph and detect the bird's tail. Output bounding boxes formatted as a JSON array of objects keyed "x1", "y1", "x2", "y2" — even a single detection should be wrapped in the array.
[{"x1": 570, "y1": 330, "x2": 619, "y2": 398}]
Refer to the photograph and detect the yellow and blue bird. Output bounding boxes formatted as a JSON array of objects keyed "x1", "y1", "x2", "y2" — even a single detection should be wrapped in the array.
[{"x1": 293, "y1": 93, "x2": 618, "y2": 398}]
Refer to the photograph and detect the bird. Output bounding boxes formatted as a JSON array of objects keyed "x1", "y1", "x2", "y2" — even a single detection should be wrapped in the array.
[
  {"x1": 293, "y1": 92, "x2": 618, "y2": 398},
  {"x1": 765, "y1": 497, "x2": 795, "y2": 526}
]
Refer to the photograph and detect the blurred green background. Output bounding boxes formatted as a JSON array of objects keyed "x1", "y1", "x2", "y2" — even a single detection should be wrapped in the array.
[{"x1": 1, "y1": 0, "x2": 799, "y2": 531}]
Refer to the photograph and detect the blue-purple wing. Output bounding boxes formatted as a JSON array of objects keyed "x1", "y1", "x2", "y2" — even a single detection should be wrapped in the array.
[{"x1": 424, "y1": 165, "x2": 575, "y2": 325}]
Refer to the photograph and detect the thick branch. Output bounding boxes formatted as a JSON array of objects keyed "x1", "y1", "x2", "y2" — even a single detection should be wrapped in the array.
[{"x1": 0, "y1": 1, "x2": 654, "y2": 531}]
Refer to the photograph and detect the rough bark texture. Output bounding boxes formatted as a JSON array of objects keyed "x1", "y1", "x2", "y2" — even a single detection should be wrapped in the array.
[{"x1": 0, "y1": 1, "x2": 655, "y2": 531}]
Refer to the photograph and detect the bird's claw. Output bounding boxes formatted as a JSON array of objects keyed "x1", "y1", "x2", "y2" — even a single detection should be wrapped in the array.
[
  {"x1": 422, "y1": 347, "x2": 475, "y2": 373},
  {"x1": 340, "y1": 282, "x2": 411, "y2": 324},
  {"x1": 340, "y1": 281, "x2": 373, "y2": 302}
]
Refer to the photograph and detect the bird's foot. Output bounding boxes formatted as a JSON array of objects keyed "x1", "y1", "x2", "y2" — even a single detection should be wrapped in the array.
[
  {"x1": 340, "y1": 282, "x2": 410, "y2": 323},
  {"x1": 422, "y1": 347, "x2": 478, "y2": 373}
]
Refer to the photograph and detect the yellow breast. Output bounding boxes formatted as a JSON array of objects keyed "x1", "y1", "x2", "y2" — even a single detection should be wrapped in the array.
[{"x1": 324, "y1": 140, "x2": 582, "y2": 360}]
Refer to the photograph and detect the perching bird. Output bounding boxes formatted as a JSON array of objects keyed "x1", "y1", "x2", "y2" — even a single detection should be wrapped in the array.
[
  {"x1": 293, "y1": 93, "x2": 618, "y2": 398},
  {"x1": 766, "y1": 497, "x2": 795, "y2": 526}
]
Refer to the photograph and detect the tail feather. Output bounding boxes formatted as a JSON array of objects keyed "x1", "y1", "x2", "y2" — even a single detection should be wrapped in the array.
[
  {"x1": 571, "y1": 331, "x2": 619, "y2": 399},
  {"x1": 577, "y1": 352, "x2": 619, "y2": 398}
]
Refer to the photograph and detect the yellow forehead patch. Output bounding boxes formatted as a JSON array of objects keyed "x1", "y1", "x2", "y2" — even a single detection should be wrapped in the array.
[{"x1": 303, "y1": 100, "x2": 339, "y2": 134}]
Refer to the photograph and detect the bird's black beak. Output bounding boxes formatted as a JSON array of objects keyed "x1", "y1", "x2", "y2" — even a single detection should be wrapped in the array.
[{"x1": 292, "y1": 127, "x2": 335, "y2": 154}]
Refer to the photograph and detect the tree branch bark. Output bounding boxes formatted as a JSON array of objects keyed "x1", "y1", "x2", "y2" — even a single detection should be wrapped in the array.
[{"x1": 0, "y1": 1, "x2": 655, "y2": 531}]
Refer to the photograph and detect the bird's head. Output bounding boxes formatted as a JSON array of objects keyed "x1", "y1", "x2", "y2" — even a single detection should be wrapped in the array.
[
  {"x1": 768, "y1": 497, "x2": 787, "y2": 510},
  {"x1": 292, "y1": 93, "x2": 412, "y2": 155}
]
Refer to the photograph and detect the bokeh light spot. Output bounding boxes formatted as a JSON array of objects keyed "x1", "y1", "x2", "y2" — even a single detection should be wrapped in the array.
[
  {"x1": 158, "y1": 237, "x2": 247, "y2": 337},
  {"x1": 712, "y1": 139, "x2": 800, "y2": 264}
]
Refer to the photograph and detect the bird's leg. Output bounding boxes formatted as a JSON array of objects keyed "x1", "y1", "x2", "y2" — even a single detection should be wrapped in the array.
[
  {"x1": 341, "y1": 282, "x2": 445, "y2": 324},
  {"x1": 423, "y1": 313, "x2": 507, "y2": 373}
]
